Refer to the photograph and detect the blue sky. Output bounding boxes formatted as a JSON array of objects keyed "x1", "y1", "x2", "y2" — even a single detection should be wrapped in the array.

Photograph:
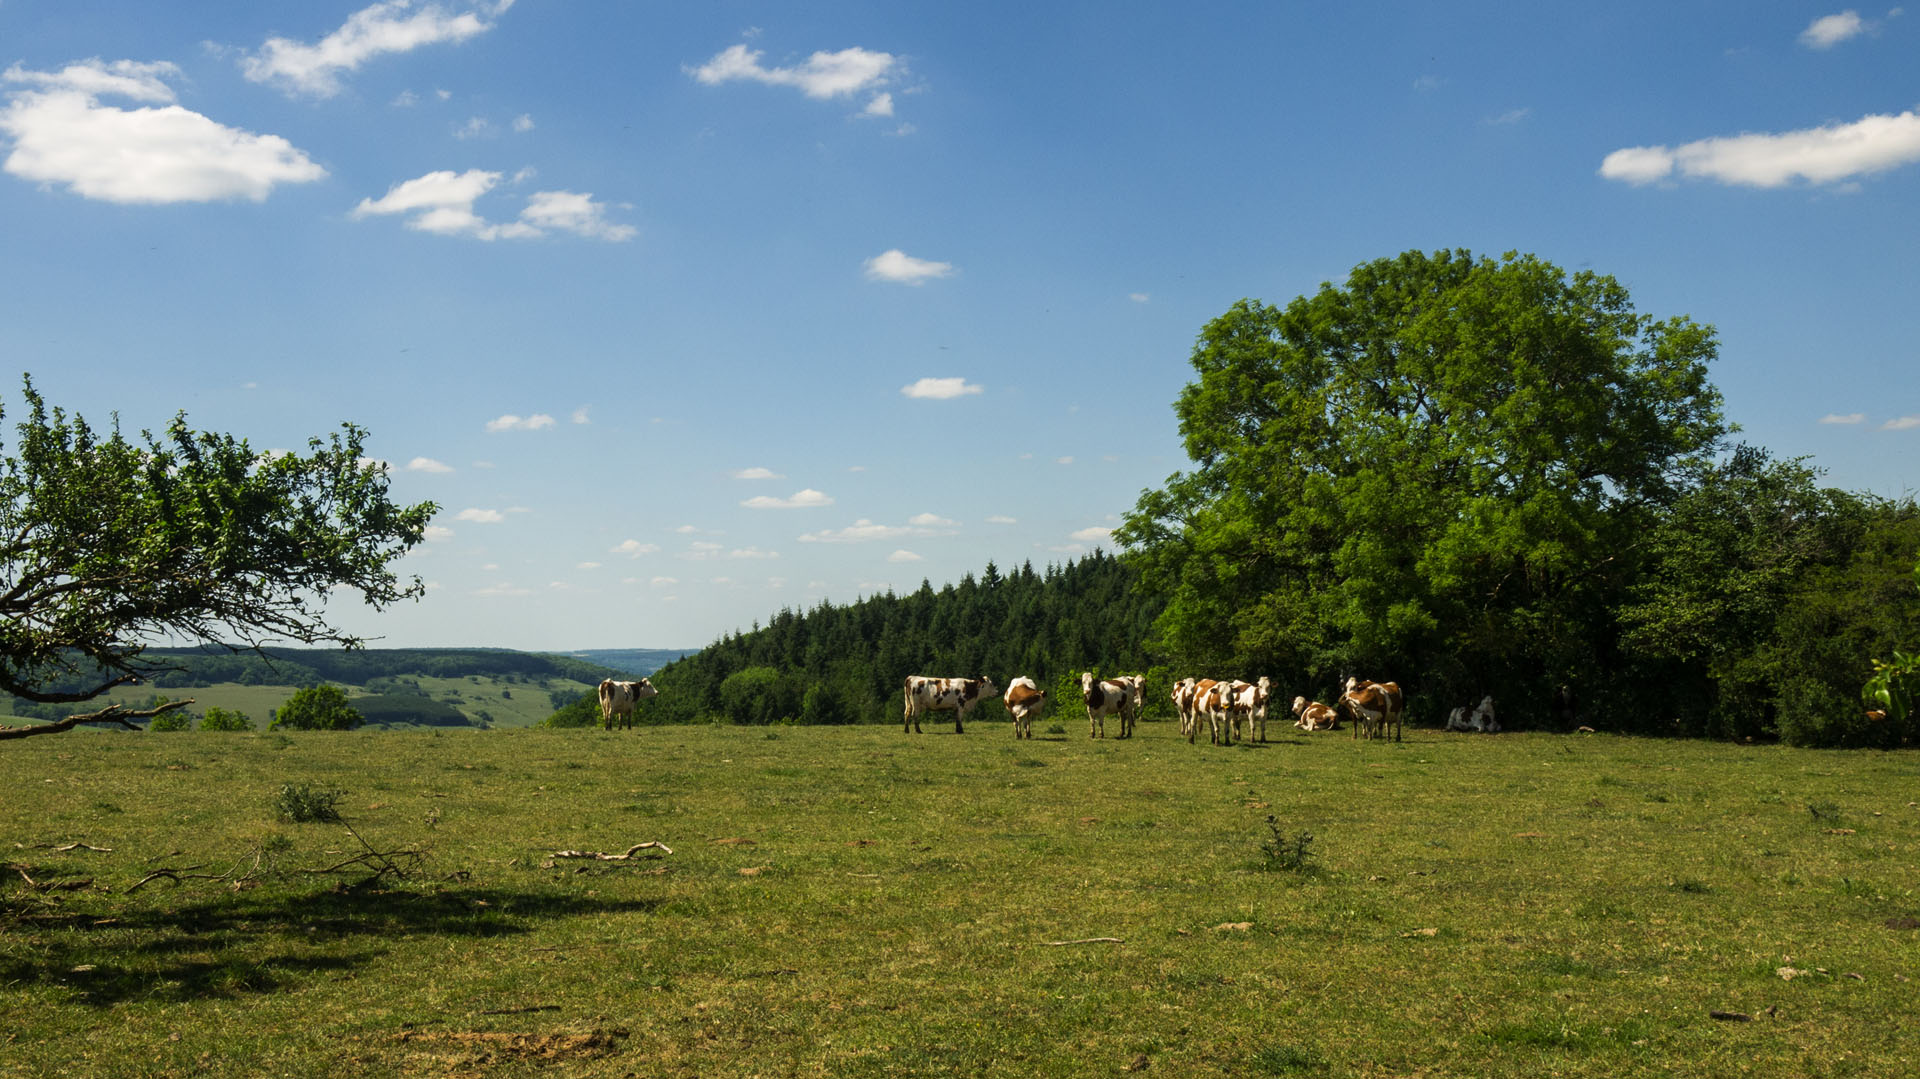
[{"x1": 3, "y1": 2, "x2": 1916, "y2": 651}]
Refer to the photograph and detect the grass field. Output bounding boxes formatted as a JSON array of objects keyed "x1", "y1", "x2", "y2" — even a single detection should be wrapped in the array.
[
  {"x1": 3, "y1": 719, "x2": 1916, "y2": 1077},
  {"x1": 23, "y1": 674, "x2": 601, "y2": 730}
]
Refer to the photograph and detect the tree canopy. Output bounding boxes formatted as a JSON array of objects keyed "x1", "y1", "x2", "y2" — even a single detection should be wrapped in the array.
[
  {"x1": 0, "y1": 376, "x2": 437, "y2": 709},
  {"x1": 1116, "y1": 249, "x2": 1728, "y2": 704},
  {"x1": 270, "y1": 684, "x2": 364, "y2": 731}
]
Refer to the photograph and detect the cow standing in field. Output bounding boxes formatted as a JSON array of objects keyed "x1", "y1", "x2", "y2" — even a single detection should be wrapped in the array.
[
  {"x1": 1341, "y1": 677, "x2": 1404, "y2": 742},
  {"x1": 903, "y1": 675, "x2": 1000, "y2": 733},
  {"x1": 1227, "y1": 677, "x2": 1273, "y2": 742},
  {"x1": 1082, "y1": 672, "x2": 1140, "y2": 739},
  {"x1": 1003, "y1": 677, "x2": 1048, "y2": 739},
  {"x1": 1292, "y1": 695, "x2": 1340, "y2": 731},
  {"x1": 1197, "y1": 679, "x2": 1247, "y2": 745},
  {"x1": 1445, "y1": 695, "x2": 1500, "y2": 733},
  {"x1": 597, "y1": 678, "x2": 658, "y2": 731}
]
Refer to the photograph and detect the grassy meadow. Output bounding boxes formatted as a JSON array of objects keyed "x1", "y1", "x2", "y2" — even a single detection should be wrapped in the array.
[
  {"x1": 58, "y1": 674, "x2": 600, "y2": 730},
  {"x1": 3, "y1": 718, "x2": 1917, "y2": 1077}
]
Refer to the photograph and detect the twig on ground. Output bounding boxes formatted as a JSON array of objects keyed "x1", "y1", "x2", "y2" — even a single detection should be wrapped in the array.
[
  {"x1": 1046, "y1": 937, "x2": 1123, "y2": 946},
  {"x1": 552, "y1": 842, "x2": 673, "y2": 861}
]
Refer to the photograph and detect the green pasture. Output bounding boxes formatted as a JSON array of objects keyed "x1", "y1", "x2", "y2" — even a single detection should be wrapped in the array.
[
  {"x1": 27, "y1": 675, "x2": 599, "y2": 730},
  {"x1": 3, "y1": 720, "x2": 1916, "y2": 1077}
]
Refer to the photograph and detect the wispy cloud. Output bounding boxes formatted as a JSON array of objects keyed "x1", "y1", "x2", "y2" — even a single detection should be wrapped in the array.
[
  {"x1": 1883, "y1": 415, "x2": 1920, "y2": 430},
  {"x1": 405, "y1": 456, "x2": 454, "y2": 472},
  {"x1": 1485, "y1": 107, "x2": 1532, "y2": 126},
  {"x1": 611, "y1": 540, "x2": 660, "y2": 557},
  {"x1": 242, "y1": 0, "x2": 516, "y2": 98},
  {"x1": 1820, "y1": 412, "x2": 1867, "y2": 425},
  {"x1": 798, "y1": 515, "x2": 959, "y2": 543},
  {"x1": 571, "y1": 406, "x2": 591, "y2": 425},
  {"x1": 1600, "y1": 109, "x2": 1920, "y2": 188},
  {"x1": 0, "y1": 60, "x2": 325, "y2": 204},
  {"x1": 455, "y1": 507, "x2": 505, "y2": 523},
  {"x1": 901, "y1": 377, "x2": 983, "y2": 400},
  {"x1": 687, "y1": 42, "x2": 896, "y2": 100},
  {"x1": 352, "y1": 169, "x2": 634, "y2": 241},
  {"x1": 1070, "y1": 526, "x2": 1114, "y2": 543},
  {"x1": 887, "y1": 549, "x2": 923, "y2": 563},
  {"x1": 741, "y1": 488, "x2": 834, "y2": 509},
  {"x1": 733, "y1": 466, "x2": 785, "y2": 480},
  {"x1": 485, "y1": 412, "x2": 556, "y2": 432},
  {"x1": 865, "y1": 249, "x2": 953, "y2": 285}
]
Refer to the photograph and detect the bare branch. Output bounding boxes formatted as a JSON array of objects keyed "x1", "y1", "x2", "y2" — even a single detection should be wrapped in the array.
[{"x1": 0, "y1": 697, "x2": 194, "y2": 741}]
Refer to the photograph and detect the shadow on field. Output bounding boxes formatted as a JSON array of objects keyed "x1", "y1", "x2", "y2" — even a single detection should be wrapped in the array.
[{"x1": 3, "y1": 883, "x2": 662, "y2": 1008}]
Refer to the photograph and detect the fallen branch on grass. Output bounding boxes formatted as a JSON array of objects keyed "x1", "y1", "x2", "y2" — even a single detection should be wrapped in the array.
[
  {"x1": 0, "y1": 698, "x2": 195, "y2": 741},
  {"x1": 552, "y1": 842, "x2": 673, "y2": 861},
  {"x1": 127, "y1": 864, "x2": 229, "y2": 893},
  {"x1": 1046, "y1": 937, "x2": 1123, "y2": 946}
]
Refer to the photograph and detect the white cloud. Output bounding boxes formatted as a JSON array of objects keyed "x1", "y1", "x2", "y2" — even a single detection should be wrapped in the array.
[
  {"x1": 650, "y1": 576, "x2": 678, "y2": 588},
  {"x1": 798, "y1": 516, "x2": 958, "y2": 543},
  {"x1": 732, "y1": 466, "x2": 784, "y2": 480},
  {"x1": 863, "y1": 92, "x2": 894, "y2": 117},
  {"x1": 687, "y1": 42, "x2": 896, "y2": 100},
  {"x1": 1599, "y1": 110, "x2": 1920, "y2": 188},
  {"x1": 901, "y1": 377, "x2": 984, "y2": 400},
  {"x1": 423, "y1": 525, "x2": 455, "y2": 542},
  {"x1": 456, "y1": 508, "x2": 504, "y2": 523},
  {"x1": 0, "y1": 60, "x2": 326, "y2": 204},
  {"x1": 986, "y1": 515, "x2": 1018, "y2": 525},
  {"x1": 571, "y1": 406, "x2": 591, "y2": 425},
  {"x1": 406, "y1": 456, "x2": 454, "y2": 472},
  {"x1": 241, "y1": 0, "x2": 514, "y2": 98},
  {"x1": 1129, "y1": 292, "x2": 1151, "y2": 304},
  {"x1": 1070, "y1": 526, "x2": 1114, "y2": 543},
  {"x1": 1883, "y1": 415, "x2": 1920, "y2": 430},
  {"x1": 865, "y1": 249, "x2": 954, "y2": 285},
  {"x1": 1801, "y1": 11, "x2": 1867, "y2": 49},
  {"x1": 612, "y1": 540, "x2": 660, "y2": 557},
  {"x1": 887, "y1": 549, "x2": 923, "y2": 563},
  {"x1": 454, "y1": 116, "x2": 492, "y2": 140},
  {"x1": 1056, "y1": 456, "x2": 1075, "y2": 465},
  {"x1": 512, "y1": 113, "x2": 534, "y2": 133},
  {"x1": 674, "y1": 524, "x2": 702, "y2": 534},
  {"x1": 484, "y1": 412, "x2": 556, "y2": 432},
  {"x1": 741, "y1": 488, "x2": 834, "y2": 509},
  {"x1": 728, "y1": 546, "x2": 780, "y2": 560},
  {"x1": 352, "y1": 169, "x2": 633, "y2": 241},
  {"x1": 576, "y1": 561, "x2": 601, "y2": 570},
  {"x1": 1485, "y1": 107, "x2": 1532, "y2": 126},
  {"x1": 474, "y1": 580, "x2": 534, "y2": 597},
  {"x1": 1820, "y1": 412, "x2": 1867, "y2": 425}
]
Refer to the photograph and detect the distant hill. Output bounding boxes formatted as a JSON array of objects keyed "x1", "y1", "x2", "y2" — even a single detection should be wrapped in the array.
[{"x1": 556, "y1": 648, "x2": 699, "y2": 678}]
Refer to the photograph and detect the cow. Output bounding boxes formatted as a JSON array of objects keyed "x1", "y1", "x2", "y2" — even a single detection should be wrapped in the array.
[
  {"x1": 1231, "y1": 677, "x2": 1273, "y2": 742},
  {"x1": 1445, "y1": 695, "x2": 1499, "y2": 733},
  {"x1": 1171, "y1": 677, "x2": 1207, "y2": 742},
  {"x1": 1292, "y1": 695, "x2": 1340, "y2": 731},
  {"x1": 597, "y1": 678, "x2": 658, "y2": 730},
  {"x1": 1196, "y1": 679, "x2": 1249, "y2": 745},
  {"x1": 903, "y1": 675, "x2": 1000, "y2": 733},
  {"x1": 1003, "y1": 677, "x2": 1048, "y2": 739},
  {"x1": 1341, "y1": 677, "x2": 1404, "y2": 742},
  {"x1": 1082, "y1": 672, "x2": 1140, "y2": 739}
]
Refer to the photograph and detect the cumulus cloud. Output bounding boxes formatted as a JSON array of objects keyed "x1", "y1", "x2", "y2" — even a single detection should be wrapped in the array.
[
  {"x1": 484, "y1": 412, "x2": 556, "y2": 432},
  {"x1": 1800, "y1": 11, "x2": 1867, "y2": 49},
  {"x1": 576, "y1": 561, "x2": 601, "y2": 570},
  {"x1": 571, "y1": 406, "x2": 591, "y2": 425},
  {"x1": 1820, "y1": 412, "x2": 1867, "y2": 424},
  {"x1": 1129, "y1": 292, "x2": 1150, "y2": 304},
  {"x1": 687, "y1": 42, "x2": 896, "y2": 100},
  {"x1": 901, "y1": 377, "x2": 983, "y2": 400},
  {"x1": 728, "y1": 546, "x2": 780, "y2": 560},
  {"x1": 0, "y1": 59, "x2": 325, "y2": 204},
  {"x1": 887, "y1": 549, "x2": 923, "y2": 563},
  {"x1": 406, "y1": 456, "x2": 454, "y2": 472},
  {"x1": 986, "y1": 515, "x2": 1017, "y2": 525},
  {"x1": 865, "y1": 249, "x2": 954, "y2": 284},
  {"x1": 741, "y1": 488, "x2": 834, "y2": 509},
  {"x1": 732, "y1": 466, "x2": 784, "y2": 480},
  {"x1": 455, "y1": 507, "x2": 504, "y2": 523},
  {"x1": 863, "y1": 92, "x2": 895, "y2": 117},
  {"x1": 423, "y1": 525, "x2": 455, "y2": 542},
  {"x1": 1070, "y1": 526, "x2": 1114, "y2": 543},
  {"x1": 241, "y1": 0, "x2": 515, "y2": 98},
  {"x1": 1599, "y1": 109, "x2": 1920, "y2": 188},
  {"x1": 352, "y1": 169, "x2": 634, "y2": 241},
  {"x1": 611, "y1": 540, "x2": 660, "y2": 557},
  {"x1": 1883, "y1": 415, "x2": 1920, "y2": 430}
]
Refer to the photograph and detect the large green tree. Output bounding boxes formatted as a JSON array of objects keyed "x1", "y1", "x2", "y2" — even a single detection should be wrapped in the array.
[
  {"x1": 0, "y1": 377, "x2": 436, "y2": 735},
  {"x1": 1116, "y1": 249, "x2": 1727, "y2": 716}
]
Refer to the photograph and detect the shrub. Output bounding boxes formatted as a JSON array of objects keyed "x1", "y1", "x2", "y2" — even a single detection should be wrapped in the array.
[
  {"x1": 273, "y1": 783, "x2": 343, "y2": 823},
  {"x1": 148, "y1": 712, "x2": 191, "y2": 732},
  {"x1": 198, "y1": 706, "x2": 255, "y2": 732},
  {"x1": 1259, "y1": 816, "x2": 1317, "y2": 874},
  {"x1": 269, "y1": 685, "x2": 363, "y2": 730}
]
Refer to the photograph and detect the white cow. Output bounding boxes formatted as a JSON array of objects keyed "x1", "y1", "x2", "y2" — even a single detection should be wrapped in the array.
[
  {"x1": 1003, "y1": 677, "x2": 1048, "y2": 739},
  {"x1": 1445, "y1": 695, "x2": 1500, "y2": 733},
  {"x1": 1227, "y1": 677, "x2": 1273, "y2": 742},
  {"x1": 597, "y1": 678, "x2": 658, "y2": 730},
  {"x1": 1081, "y1": 672, "x2": 1140, "y2": 739},
  {"x1": 903, "y1": 675, "x2": 1000, "y2": 734},
  {"x1": 1292, "y1": 695, "x2": 1340, "y2": 731}
]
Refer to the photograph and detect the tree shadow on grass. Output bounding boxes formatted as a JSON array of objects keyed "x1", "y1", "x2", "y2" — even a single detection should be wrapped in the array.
[{"x1": 2, "y1": 881, "x2": 663, "y2": 1008}]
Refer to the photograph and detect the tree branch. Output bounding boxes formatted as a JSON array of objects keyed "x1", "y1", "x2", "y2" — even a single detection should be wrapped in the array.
[{"x1": 0, "y1": 697, "x2": 193, "y2": 741}]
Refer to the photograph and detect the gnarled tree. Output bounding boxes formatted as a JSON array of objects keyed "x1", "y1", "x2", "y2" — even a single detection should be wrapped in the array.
[{"x1": 1, "y1": 376, "x2": 437, "y2": 737}]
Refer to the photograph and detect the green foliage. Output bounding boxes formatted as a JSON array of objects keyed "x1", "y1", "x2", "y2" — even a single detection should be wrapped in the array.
[
  {"x1": 268, "y1": 685, "x2": 363, "y2": 731},
  {"x1": 349, "y1": 693, "x2": 470, "y2": 727},
  {"x1": 1259, "y1": 816, "x2": 1318, "y2": 874},
  {"x1": 1860, "y1": 547, "x2": 1920, "y2": 741},
  {"x1": 1118, "y1": 249, "x2": 1727, "y2": 716},
  {"x1": 538, "y1": 691, "x2": 601, "y2": 729},
  {"x1": 148, "y1": 712, "x2": 191, "y2": 732},
  {"x1": 0, "y1": 376, "x2": 437, "y2": 708},
  {"x1": 271, "y1": 782, "x2": 343, "y2": 823},
  {"x1": 197, "y1": 706, "x2": 255, "y2": 732}
]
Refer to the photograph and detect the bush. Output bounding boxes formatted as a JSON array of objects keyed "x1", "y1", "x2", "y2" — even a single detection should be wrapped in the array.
[
  {"x1": 198, "y1": 706, "x2": 255, "y2": 732},
  {"x1": 148, "y1": 712, "x2": 191, "y2": 732},
  {"x1": 269, "y1": 685, "x2": 363, "y2": 731},
  {"x1": 272, "y1": 783, "x2": 343, "y2": 823}
]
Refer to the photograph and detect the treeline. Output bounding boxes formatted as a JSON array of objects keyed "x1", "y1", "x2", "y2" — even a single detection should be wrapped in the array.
[{"x1": 549, "y1": 552, "x2": 1161, "y2": 728}]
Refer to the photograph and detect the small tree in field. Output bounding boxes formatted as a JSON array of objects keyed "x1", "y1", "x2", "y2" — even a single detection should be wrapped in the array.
[
  {"x1": 270, "y1": 685, "x2": 363, "y2": 731},
  {"x1": 0, "y1": 376, "x2": 435, "y2": 740},
  {"x1": 198, "y1": 706, "x2": 255, "y2": 732}
]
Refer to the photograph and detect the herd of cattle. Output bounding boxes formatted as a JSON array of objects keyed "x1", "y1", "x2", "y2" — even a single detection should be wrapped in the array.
[
  {"x1": 903, "y1": 673, "x2": 1503, "y2": 742},
  {"x1": 596, "y1": 672, "x2": 1503, "y2": 738}
]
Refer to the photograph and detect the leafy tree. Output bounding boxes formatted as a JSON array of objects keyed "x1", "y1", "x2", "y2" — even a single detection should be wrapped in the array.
[
  {"x1": 148, "y1": 711, "x2": 192, "y2": 732},
  {"x1": 198, "y1": 706, "x2": 255, "y2": 732},
  {"x1": 269, "y1": 685, "x2": 363, "y2": 731},
  {"x1": 0, "y1": 377, "x2": 435, "y2": 736},
  {"x1": 1863, "y1": 549, "x2": 1920, "y2": 735},
  {"x1": 1116, "y1": 250, "x2": 1726, "y2": 717}
]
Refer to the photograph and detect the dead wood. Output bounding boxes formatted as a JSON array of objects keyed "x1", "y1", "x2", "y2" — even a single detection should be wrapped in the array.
[
  {"x1": 1046, "y1": 937, "x2": 1123, "y2": 946},
  {"x1": 0, "y1": 698, "x2": 196, "y2": 741},
  {"x1": 552, "y1": 842, "x2": 673, "y2": 861}
]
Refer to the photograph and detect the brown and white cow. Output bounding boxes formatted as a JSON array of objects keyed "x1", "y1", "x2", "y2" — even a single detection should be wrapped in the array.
[
  {"x1": 1292, "y1": 695, "x2": 1340, "y2": 731},
  {"x1": 1003, "y1": 676, "x2": 1048, "y2": 739},
  {"x1": 597, "y1": 678, "x2": 658, "y2": 730},
  {"x1": 903, "y1": 675, "x2": 1000, "y2": 733},
  {"x1": 1171, "y1": 677, "x2": 1213, "y2": 743},
  {"x1": 1227, "y1": 677, "x2": 1273, "y2": 742},
  {"x1": 1341, "y1": 677, "x2": 1404, "y2": 742},
  {"x1": 1445, "y1": 695, "x2": 1499, "y2": 733},
  {"x1": 1196, "y1": 679, "x2": 1248, "y2": 745},
  {"x1": 1082, "y1": 672, "x2": 1141, "y2": 739}
]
